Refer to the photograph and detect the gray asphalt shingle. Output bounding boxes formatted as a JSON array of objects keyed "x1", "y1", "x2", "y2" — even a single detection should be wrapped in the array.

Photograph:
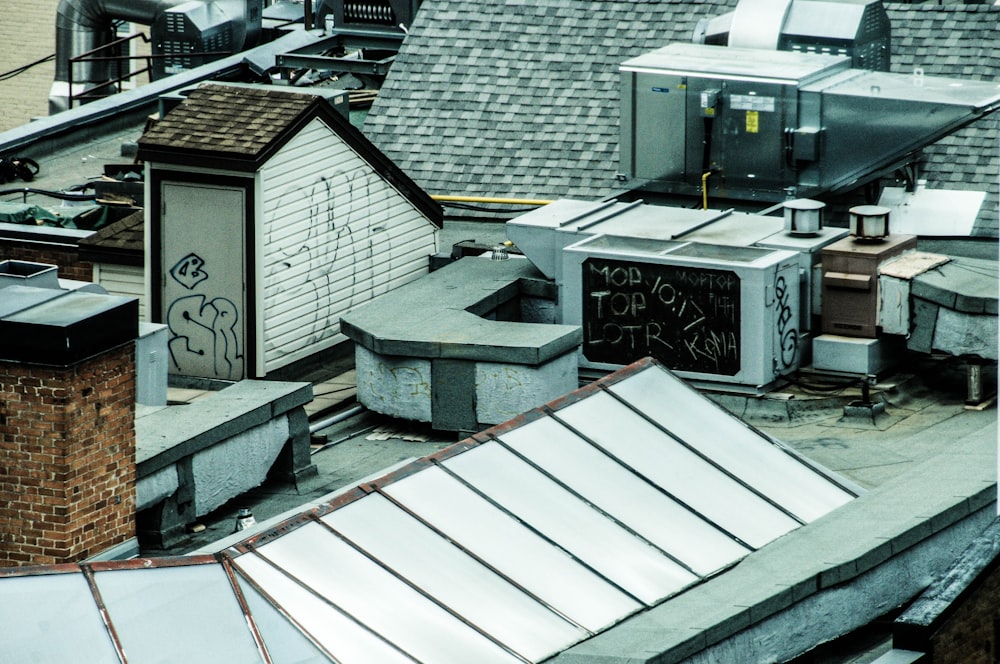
[{"x1": 365, "y1": 1, "x2": 997, "y2": 233}]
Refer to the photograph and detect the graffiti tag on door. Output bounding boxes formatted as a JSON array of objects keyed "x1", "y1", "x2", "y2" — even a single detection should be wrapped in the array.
[{"x1": 166, "y1": 252, "x2": 244, "y2": 379}]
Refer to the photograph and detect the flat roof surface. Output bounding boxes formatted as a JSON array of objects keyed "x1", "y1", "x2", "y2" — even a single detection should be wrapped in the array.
[{"x1": 1, "y1": 355, "x2": 994, "y2": 664}]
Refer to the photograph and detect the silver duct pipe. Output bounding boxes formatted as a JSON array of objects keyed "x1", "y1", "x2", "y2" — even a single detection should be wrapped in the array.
[
  {"x1": 54, "y1": 0, "x2": 191, "y2": 83},
  {"x1": 51, "y1": 0, "x2": 191, "y2": 113},
  {"x1": 727, "y1": 0, "x2": 793, "y2": 49}
]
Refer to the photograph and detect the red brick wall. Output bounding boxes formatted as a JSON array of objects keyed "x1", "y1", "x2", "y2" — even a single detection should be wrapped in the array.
[
  {"x1": 0, "y1": 343, "x2": 136, "y2": 566},
  {"x1": 929, "y1": 562, "x2": 1000, "y2": 664},
  {"x1": 0, "y1": 241, "x2": 92, "y2": 283}
]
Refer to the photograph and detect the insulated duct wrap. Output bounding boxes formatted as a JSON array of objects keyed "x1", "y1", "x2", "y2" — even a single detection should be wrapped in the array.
[{"x1": 728, "y1": 0, "x2": 793, "y2": 49}]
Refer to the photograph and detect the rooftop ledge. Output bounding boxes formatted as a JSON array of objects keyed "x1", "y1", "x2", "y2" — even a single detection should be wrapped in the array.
[
  {"x1": 133, "y1": 380, "x2": 316, "y2": 547},
  {"x1": 340, "y1": 257, "x2": 582, "y2": 366},
  {"x1": 553, "y1": 426, "x2": 997, "y2": 663},
  {"x1": 136, "y1": 380, "x2": 313, "y2": 475}
]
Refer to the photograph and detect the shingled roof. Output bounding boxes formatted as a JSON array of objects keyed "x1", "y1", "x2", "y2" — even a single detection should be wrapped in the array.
[
  {"x1": 364, "y1": 1, "x2": 998, "y2": 234},
  {"x1": 137, "y1": 82, "x2": 442, "y2": 224},
  {"x1": 77, "y1": 208, "x2": 144, "y2": 265},
  {"x1": 364, "y1": 0, "x2": 735, "y2": 203},
  {"x1": 887, "y1": 3, "x2": 1000, "y2": 236},
  {"x1": 139, "y1": 83, "x2": 317, "y2": 162}
]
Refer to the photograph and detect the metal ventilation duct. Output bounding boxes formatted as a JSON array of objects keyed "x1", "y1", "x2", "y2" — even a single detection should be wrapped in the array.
[
  {"x1": 54, "y1": 0, "x2": 188, "y2": 89},
  {"x1": 695, "y1": 0, "x2": 891, "y2": 71},
  {"x1": 50, "y1": 0, "x2": 262, "y2": 113},
  {"x1": 728, "y1": 0, "x2": 794, "y2": 50},
  {"x1": 315, "y1": 0, "x2": 421, "y2": 33}
]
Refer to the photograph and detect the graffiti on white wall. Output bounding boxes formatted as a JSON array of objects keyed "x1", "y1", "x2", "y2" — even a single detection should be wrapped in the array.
[{"x1": 265, "y1": 167, "x2": 408, "y2": 355}]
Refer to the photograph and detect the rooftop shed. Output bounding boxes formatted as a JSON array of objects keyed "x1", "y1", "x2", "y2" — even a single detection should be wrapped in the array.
[{"x1": 138, "y1": 82, "x2": 442, "y2": 380}]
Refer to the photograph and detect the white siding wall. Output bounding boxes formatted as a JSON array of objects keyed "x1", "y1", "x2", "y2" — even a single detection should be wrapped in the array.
[
  {"x1": 260, "y1": 118, "x2": 438, "y2": 371},
  {"x1": 93, "y1": 263, "x2": 146, "y2": 320}
]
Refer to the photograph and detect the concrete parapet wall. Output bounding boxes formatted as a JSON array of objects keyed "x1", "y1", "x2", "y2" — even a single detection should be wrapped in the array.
[
  {"x1": 355, "y1": 350, "x2": 433, "y2": 422},
  {"x1": 893, "y1": 517, "x2": 1000, "y2": 663},
  {"x1": 190, "y1": 416, "x2": 290, "y2": 515},
  {"x1": 134, "y1": 380, "x2": 316, "y2": 546},
  {"x1": 880, "y1": 254, "x2": 998, "y2": 361},
  {"x1": 554, "y1": 430, "x2": 997, "y2": 663},
  {"x1": 681, "y1": 503, "x2": 995, "y2": 664},
  {"x1": 355, "y1": 345, "x2": 579, "y2": 432},
  {"x1": 343, "y1": 258, "x2": 582, "y2": 431},
  {"x1": 474, "y1": 353, "x2": 578, "y2": 425}
]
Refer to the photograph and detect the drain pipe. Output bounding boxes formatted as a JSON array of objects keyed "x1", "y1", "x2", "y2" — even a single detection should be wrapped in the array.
[
  {"x1": 50, "y1": 0, "x2": 194, "y2": 114},
  {"x1": 309, "y1": 404, "x2": 366, "y2": 435}
]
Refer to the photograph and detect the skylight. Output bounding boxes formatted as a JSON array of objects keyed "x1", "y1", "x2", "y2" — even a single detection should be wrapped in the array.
[{"x1": 0, "y1": 358, "x2": 857, "y2": 663}]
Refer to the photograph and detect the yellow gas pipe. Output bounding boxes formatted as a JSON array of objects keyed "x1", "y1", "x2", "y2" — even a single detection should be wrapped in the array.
[{"x1": 431, "y1": 195, "x2": 555, "y2": 206}]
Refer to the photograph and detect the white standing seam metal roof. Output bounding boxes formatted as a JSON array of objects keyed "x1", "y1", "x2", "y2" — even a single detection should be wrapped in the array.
[{"x1": 0, "y1": 358, "x2": 858, "y2": 663}]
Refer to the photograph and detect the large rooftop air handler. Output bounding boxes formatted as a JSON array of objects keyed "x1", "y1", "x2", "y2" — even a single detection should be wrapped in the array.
[{"x1": 619, "y1": 43, "x2": 1000, "y2": 204}]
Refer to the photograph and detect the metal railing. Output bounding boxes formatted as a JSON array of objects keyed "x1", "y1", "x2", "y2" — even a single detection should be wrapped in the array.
[
  {"x1": 66, "y1": 32, "x2": 232, "y2": 109},
  {"x1": 67, "y1": 32, "x2": 155, "y2": 108}
]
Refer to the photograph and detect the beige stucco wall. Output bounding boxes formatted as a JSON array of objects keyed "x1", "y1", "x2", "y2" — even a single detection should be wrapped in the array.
[{"x1": 0, "y1": 0, "x2": 59, "y2": 131}]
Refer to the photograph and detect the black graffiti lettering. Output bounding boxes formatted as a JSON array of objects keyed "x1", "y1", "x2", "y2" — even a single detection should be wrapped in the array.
[
  {"x1": 775, "y1": 275, "x2": 798, "y2": 368},
  {"x1": 265, "y1": 168, "x2": 393, "y2": 354},
  {"x1": 167, "y1": 294, "x2": 243, "y2": 380},
  {"x1": 169, "y1": 253, "x2": 208, "y2": 290}
]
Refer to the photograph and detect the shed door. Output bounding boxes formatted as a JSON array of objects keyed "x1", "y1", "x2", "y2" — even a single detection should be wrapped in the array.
[{"x1": 161, "y1": 182, "x2": 247, "y2": 380}]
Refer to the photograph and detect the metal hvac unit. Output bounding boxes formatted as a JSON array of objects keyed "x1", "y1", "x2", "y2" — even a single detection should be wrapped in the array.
[
  {"x1": 316, "y1": 0, "x2": 421, "y2": 32},
  {"x1": 779, "y1": 0, "x2": 890, "y2": 70},
  {"x1": 619, "y1": 43, "x2": 1000, "y2": 204},
  {"x1": 561, "y1": 234, "x2": 801, "y2": 389},
  {"x1": 50, "y1": 0, "x2": 264, "y2": 112},
  {"x1": 152, "y1": 0, "x2": 263, "y2": 77},
  {"x1": 696, "y1": 0, "x2": 891, "y2": 71}
]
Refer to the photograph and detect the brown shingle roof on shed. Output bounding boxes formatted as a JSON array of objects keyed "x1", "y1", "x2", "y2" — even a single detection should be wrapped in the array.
[
  {"x1": 139, "y1": 83, "x2": 318, "y2": 158},
  {"x1": 79, "y1": 208, "x2": 144, "y2": 251},
  {"x1": 78, "y1": 208, "x2": 145, "y2": 265},
  {"x1": 136, "y1": 82, "x2": 443, "y2": 225}
]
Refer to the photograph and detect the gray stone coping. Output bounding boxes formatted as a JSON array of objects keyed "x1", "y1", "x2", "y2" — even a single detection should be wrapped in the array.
[
  {"x1": 895, "y1": 515, "x2": 1000, "y2": 636},
  {"x1": 553, "y1": 428, "x2": 996, "y2": 663},
  {"x1": 135, "y1": 380, "x2": 313, "y2": 476},
  {"x1": 340, "y1": 257, "x2": 582, "y2": 365},
  {"x1": 911, "y1": 255, "x2": 998, "y2": 315}
]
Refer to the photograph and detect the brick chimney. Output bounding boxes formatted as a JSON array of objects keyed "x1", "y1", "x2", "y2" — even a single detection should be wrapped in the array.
[{"x1": 0, "y1": 260, "x2": 139, "y2": 566}]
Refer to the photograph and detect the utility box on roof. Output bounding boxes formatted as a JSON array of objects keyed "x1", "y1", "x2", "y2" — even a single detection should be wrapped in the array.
[
  {"x1": 620, "y1": 44, "x2": 851, "y2": 201},
  {"x1": 821, "y1": 233, "x2": 916, "y2": 338},
  {"x1": 561, "y1": 234, "x2": 801, "y2": 390}
]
